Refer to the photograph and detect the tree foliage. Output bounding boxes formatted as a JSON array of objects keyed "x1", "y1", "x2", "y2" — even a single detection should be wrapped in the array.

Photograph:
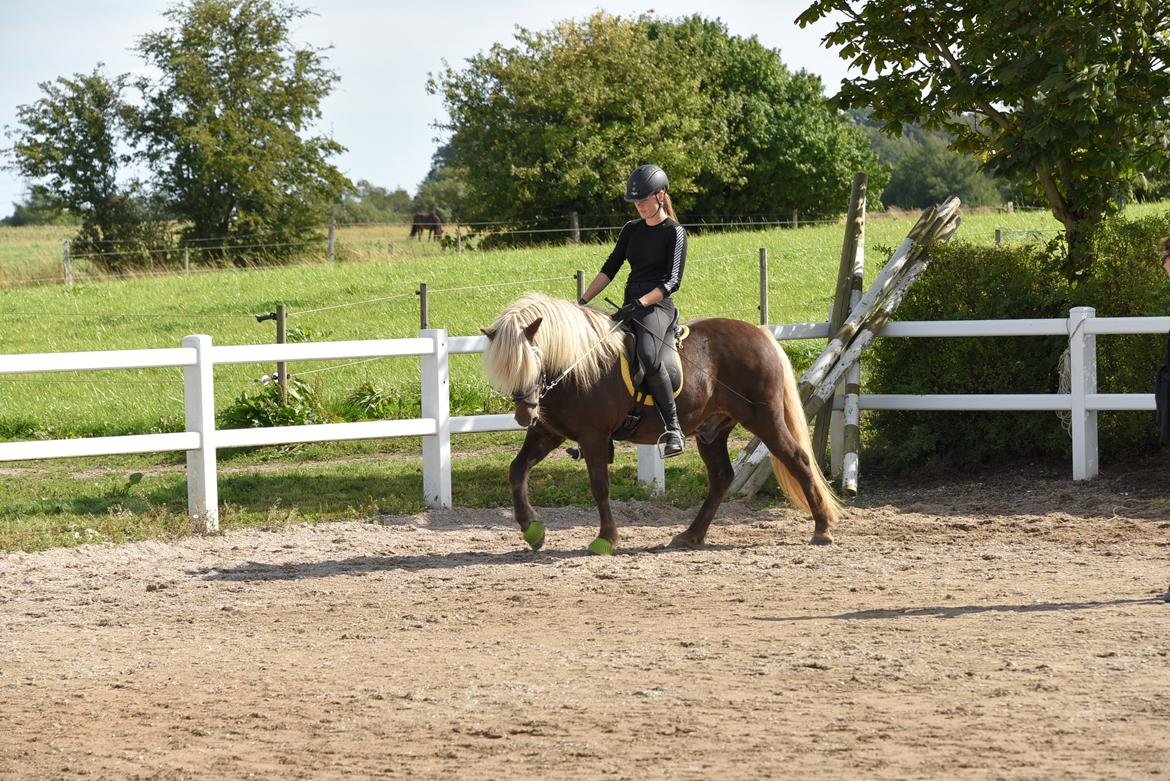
[
  {"x1": 135, "y1": 0, "x2": 349, "y2": 257},
  {"x1": 798, "y1": 1, "x2": 1170, "y2": 276},
  {"x1": 336, "y1": 180, "x2": 414, "y2": 224},
  {"x1": 2, "y1": 67, "x2": 142, "y2": 254},
  {"x1": 429, "y1": 13, "x2": 884, "y2": 231}
]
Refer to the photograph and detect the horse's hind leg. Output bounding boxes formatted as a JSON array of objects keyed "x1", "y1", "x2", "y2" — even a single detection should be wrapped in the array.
[
  {"x1": 509, "y1": 424, "x2": 565, "y2": 549},
  {"x1": 740, "y1": 411, "x2": 834, "y2": 544},
  {"x1": 670, "y1": 416, "x2": 736, "y2": 549}
]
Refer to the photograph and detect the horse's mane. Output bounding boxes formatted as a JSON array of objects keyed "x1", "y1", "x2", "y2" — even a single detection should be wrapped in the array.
[{"x1": 483, "y1": 292, "x2": 624, "y2": 395}]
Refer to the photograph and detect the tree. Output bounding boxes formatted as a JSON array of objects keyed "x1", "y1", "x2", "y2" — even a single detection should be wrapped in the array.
[
  {"x1": 798, "y1": 1, "x2": 1170, "y2": 276},
  {"x1": 1, "y1": 190, "x2": 81, "y2": 227},
  {"x1": 336, "y1": 180, "x2": 414, "y2": 224},
  {"x1": 135, "y1": 0, "x2": 349, "y2": 258},
  {"x1": 3, "y1": 67, "x2": 141, "y2": 253},
  {"x1": 429, "y1": 13, "x2": 739, "y2": 229}
]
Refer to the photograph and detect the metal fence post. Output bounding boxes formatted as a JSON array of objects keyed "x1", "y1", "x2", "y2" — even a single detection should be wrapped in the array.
[
  {"x1": 62, "y1": 240, "x2": 73, "y2": 288},
  {"x1": 1069, "y1": 306, "x2": 1098, "y2": 480},
  {"x1": 182, "y1": 334, "x2": 219, "y2": 532},
  {"x1": 421, "y1": 328, "x2": 451, "y2": 508},
  {"x1": 758, "y1": 248, "x2": 769, "y2": 325},
  {"x1": 276, "y1": 303, "x2": 288, "y2": 404},
  {"x1": 637, "y1": 444, "x2": 665, "y2": 495}
]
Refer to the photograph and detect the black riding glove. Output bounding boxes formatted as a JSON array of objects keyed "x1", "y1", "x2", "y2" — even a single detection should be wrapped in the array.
[
  {"x1": 577, "y1": 297, "x2": 589, "y2": 306},
  {"x1": 612, "y1": 301, "x2": 643, "y2": 323}
]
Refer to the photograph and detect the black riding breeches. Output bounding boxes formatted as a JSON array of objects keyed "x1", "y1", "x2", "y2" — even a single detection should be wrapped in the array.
[{"x1": 627, "y1": 298, "x2": 677, "y2": 375}]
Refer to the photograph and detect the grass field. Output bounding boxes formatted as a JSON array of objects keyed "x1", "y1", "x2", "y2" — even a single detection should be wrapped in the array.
[{"x1": 2, "y1": 201, "x2": 1167, "y2": 551}]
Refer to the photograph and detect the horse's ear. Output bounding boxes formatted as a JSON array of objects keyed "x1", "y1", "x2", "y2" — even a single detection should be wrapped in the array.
[
  {"x1": 480, "y1": 327, "x2": 496, "y2": 340},
  {"x1": 523, "y1": 317, "x2": 543, "y2": 343}
]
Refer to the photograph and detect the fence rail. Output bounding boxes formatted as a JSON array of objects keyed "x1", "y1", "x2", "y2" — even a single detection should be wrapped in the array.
[{"x1": 0, "y1": 307, "x2": 1163, "y2": 531}]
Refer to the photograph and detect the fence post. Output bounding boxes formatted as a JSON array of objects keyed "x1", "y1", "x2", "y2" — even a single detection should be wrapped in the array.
[
  {"x1": 62, "y1": 240, "x2": 73, "y2": 288},
  {"x1": 327, "y1": 218, "x2": 336, "y2": 262},
  {"x1": 791, "y1": 209, "x2": 799, "y2": 229},
  {"x1": 456, "y1": 223, "x2": 462, "y2": 253},
  {"x1": 183, "y1": 246, "x2": 190, "y2": 274},
  {"x1": 576, "y1": 269, "x2": 585, "y2": 301},
  {"x1": 569, "y1": 211, "x2": 580, "y2": 243},
  {"x1": 637, "y1": 444, "x2": 665, "y2": 495},
  {"x1": 276, "y1": 303, "x2": 288, "y2": 405},
  {"x1": 758, "y1": 248, "x2": 769, "y2": 325},
  {"x1": 418, "y1": 283, "x2": 429, "y2": 329},
  {"x1": 421, "y1": 328, "x2": 451, "y2": 508},
  {"x1": 995, "y1": 228, "x2": 1003, "y2": 245},
  {"x1": 182, "y1": 334, "x2": 219, "y2": 532},
  {"x1": 1069, "y1": 306, "x2": 1098, "y2": 480}
]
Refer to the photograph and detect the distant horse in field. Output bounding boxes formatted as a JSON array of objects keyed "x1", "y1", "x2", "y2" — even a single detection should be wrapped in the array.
[
  {"x1": 410, "y1": 211, "x2": 443, "y2": 241},
  {"x1": 481, "y1": 292, "x2": 840, "y2": 555}
]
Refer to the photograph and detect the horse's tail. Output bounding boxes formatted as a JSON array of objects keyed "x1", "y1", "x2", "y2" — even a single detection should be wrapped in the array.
[{"x1": 768, "y1": 336, "x2": 841, "y2": 525}]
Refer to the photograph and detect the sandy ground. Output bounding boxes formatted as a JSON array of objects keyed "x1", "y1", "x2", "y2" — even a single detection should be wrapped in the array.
[{"x1": 2, "y1": 465, "x2": 1169, "y2": 780}]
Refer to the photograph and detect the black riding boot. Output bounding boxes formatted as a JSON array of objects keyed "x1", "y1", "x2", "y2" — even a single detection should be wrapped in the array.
[{"x1": 646, "y1": 363, "x2": 684, "y2": 457}]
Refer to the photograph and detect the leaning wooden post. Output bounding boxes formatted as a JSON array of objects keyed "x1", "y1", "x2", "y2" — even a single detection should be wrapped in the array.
[
  {"x1": 62, "y1": 240, "x2": 73, "y2": 288},
  {"x1": 276, "y1": 303, "x2": 288, "y2": 405},
  {"x1": 569, "y1": 211, "x2": 581, "y2": 243},
  {"x1": 758, "y1": 248, "x2": 769, "y2": 325},
  {"x1": 327, "y1": 218, "x2": 336, "y2": 262},
  {"x1": 814, "y1": 172, "x2": 867, "y2": 469},
  {"x1": 417, "y1": 283, "x2": 429, "y2": 330}
]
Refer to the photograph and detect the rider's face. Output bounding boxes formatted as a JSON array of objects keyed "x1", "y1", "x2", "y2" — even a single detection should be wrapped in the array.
[{"x1": 635, "y1": 192, "x2": 663, "y2": 219}]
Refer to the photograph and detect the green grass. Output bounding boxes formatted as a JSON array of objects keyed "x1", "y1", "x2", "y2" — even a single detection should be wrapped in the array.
[{"x1": 3, "y1": 201, "x2": 1168, "y2": 552}]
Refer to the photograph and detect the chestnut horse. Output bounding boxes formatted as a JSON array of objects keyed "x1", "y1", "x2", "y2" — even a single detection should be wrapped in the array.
[
  {"x1": 409, "y1": 211, "x2": 443, "y2": 240},
  {"x1": 481, "y1": 292, "x2": 839, "y2": 555}
]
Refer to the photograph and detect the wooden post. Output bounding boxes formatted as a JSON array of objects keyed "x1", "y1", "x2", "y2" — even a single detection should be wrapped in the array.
[
  {"x1": 456, "y1": 223, "x2": 462, "y2": 253},
  {"x1": 276, "y1": 303, "x2": 288, "y2": 405},
  {"x1": 418, "y1": 283, "x2": 429, "y2": 330},
  {"x1": 183, "y1": 246, "x2": 190, "y2": 274},
  {"x1": 569, "y1": 211, "x2": 580, "y2": 243},
  {"x1": 758, "y1": 248, "x2": 769, "y2": 325},
  {"x1": 995, "y1": 228, "x2": 1003, "y2": 245},
  {"x1": 62, "y1": 240, "x2": 73, "y2": 287},
  {"x1": 327, "y1": 219, "x2": 336, "y2": 262},
  {"x1": 576, "y1": 269, "x2": 585, "y2": 301},
  {"x1": 813, "y1": 172, "x2": 867, "y2": 469},
  {"x1": 791, "y1": 209, "x2": 799, "y2": 229}
]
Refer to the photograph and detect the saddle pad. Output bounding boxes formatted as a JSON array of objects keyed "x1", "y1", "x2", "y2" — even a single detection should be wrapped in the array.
[{"x1": 619, "y1": 325, "x2": 689, "y2": 406}]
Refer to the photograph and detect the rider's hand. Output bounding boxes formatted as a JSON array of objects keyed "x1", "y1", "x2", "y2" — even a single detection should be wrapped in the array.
[{"x1": 612, "y1": 301, "x2": 643, "y2": 323}]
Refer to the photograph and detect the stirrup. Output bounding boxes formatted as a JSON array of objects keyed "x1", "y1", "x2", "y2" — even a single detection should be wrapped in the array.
[{"x1": 658, "y1": 430, "x2": 685, "y2": 458}]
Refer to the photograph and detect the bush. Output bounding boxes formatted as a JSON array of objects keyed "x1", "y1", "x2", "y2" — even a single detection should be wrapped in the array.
[
  {"x1": 218, "y1": 377, "x2": 329, "y2": 431},
  {"x1": 866, "y1": 211, "x2": 1170, "y2": 472}
]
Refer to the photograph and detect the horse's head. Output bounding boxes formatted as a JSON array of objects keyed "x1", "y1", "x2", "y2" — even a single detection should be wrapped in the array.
[{"x1": 482, "y1": 317, "x2": 544, "y2": 427}]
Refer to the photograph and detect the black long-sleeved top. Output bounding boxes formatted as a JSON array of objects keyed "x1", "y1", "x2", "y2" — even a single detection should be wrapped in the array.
[{"x1": 600, "y1": 218, "x2": 687, "y2": 301}]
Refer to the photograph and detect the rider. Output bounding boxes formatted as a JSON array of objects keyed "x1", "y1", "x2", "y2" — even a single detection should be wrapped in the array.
[{"x1": 578, "y1": 164, "x2": 688, "y2": 457}]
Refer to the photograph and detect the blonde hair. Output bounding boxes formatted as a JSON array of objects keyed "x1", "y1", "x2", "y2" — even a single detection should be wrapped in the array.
[
  {"x1": 661, "y1": 191, "x2": 678, "y2": 221},
  {"x1": 482, "y1": 292, "x2": 624, "y2": 395}
]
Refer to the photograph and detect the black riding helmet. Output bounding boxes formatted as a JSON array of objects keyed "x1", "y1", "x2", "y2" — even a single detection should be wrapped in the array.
[{"x1": 624, "y1": 164, "x2": 669, "y2": 202}]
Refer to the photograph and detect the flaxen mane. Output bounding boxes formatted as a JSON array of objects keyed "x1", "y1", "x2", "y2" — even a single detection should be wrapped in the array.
[{"x1": 482, "y1": 292, "x2": 624, "y2": 395}]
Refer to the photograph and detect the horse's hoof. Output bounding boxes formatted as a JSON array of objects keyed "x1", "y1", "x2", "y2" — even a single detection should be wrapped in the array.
[
  {"x1": 522, "y1": 521, "x2": 546, "y2": 551},
  {"x1": 669, "y1": 532, "x2": 703, "y2": 549},
  {"x1": 587, "y1": 537, "x2": 614, "y2": 556},
  {"x1": 809, "y1": 532, "x2": 834, "y2": 546}
]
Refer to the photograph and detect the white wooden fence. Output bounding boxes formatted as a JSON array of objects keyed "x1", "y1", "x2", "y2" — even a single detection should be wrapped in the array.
[{"x1": 0, "y1": 307, "x2": 1165, "y2": 531}]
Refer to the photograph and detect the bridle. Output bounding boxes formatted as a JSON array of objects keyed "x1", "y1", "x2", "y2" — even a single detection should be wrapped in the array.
[{"x1": 511, "y1": 343, "x2": 546, "y2": 409}]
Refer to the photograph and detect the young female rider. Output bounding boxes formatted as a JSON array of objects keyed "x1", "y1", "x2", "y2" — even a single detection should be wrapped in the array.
[{"x1": 578, "y1": 164, "x2": 688, "y2": 457}]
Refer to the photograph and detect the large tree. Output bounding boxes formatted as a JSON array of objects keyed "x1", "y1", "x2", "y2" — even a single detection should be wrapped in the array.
[
  {"x1": 429, "y1": 13, "x2": 882, "y2": 231},
  {"x1": 3, "y1": 67, "x2": 141, "y2": 253},
  {"x1": 798, "y1": 1, "x2": 1170, "y2": 276},
  {"x1": 135, "y1": 0, "x2": 349, "y2": 255}
]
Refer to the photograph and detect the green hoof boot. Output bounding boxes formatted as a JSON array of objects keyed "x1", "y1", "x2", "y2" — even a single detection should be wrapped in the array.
[
  {"x1": 587, "y1": 537, "x2": 614, "y2": 556},
  {"x1": 522, "y1": 521, "x2": 546, "y2": 550}
]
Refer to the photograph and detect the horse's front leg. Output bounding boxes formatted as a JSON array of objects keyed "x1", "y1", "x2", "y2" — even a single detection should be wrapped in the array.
[
  {"x1": 509, "y1": 424, "x2": 565, "y2": 550},
  {"x1": 579, "y1": 432, "x2": 618, "y2": 555}
]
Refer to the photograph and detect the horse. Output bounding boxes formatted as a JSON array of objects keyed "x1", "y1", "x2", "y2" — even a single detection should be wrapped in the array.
[
  {"x1": 481, "y1": 292, "x2": 839, "y2": 555},
  {"x1": 409, "y1": 211, "x2": 444, "y2": 241}
]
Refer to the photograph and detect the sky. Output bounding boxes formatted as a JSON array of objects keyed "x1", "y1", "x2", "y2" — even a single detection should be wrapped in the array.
[{"x1": 0, "y1": 1, "x2": 852, "y2": 218}]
